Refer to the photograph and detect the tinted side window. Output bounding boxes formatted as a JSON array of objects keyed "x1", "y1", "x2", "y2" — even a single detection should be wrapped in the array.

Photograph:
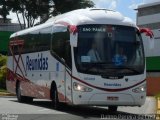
[
  {"x1": 24, "y1": 27, "x2": 52, "y2": 53},
  {"x1": 8, "y1": 36, "x2": 25, "y2": 56},
  {"x1": 38, "y1": 27, "x2": 52, "y2": 51},
  {"x1": 52, "y1": 26, "x2": 71, "y2": 69},
  {"x1": 9, "y1": 26, "x2": 52, "y2": 55}
]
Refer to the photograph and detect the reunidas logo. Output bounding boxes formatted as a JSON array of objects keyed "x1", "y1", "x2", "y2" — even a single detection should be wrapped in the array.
[
  {"x1": 104, "y1": 83, "x2": 121, "y2": 87},
  {"x1": 26, "y1": 53, "x2": 48, "y2": 71}
]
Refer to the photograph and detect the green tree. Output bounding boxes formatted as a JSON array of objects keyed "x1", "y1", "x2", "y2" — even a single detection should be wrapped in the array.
[
  {"x1": 6, "y1": 0, "x2": 51, "y2": 28},
  {"x1": 0, "y1": 54, "x2": 7, "y2": 89},
  {"x1": 52, "y1": 0, "x2": 94, "y2": 15},
  {"x1": 0, "y1": 0, "x2": 94, "y2": 28},
  {"x1": 0, "y1": 0, "x2": 10, "y2": 23}
]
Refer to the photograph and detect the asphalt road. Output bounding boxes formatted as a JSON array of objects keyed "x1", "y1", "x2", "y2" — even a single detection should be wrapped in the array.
[{"x1": 0, "y1": 96, "x2": 157, "y2": 120}]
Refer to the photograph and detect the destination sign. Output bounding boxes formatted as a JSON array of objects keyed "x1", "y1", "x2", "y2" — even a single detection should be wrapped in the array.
[{"x1": 79, "y1": 26, "x2": 115, "y2": 33}]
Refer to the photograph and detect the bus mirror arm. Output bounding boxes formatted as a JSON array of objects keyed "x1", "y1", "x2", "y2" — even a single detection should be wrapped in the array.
[
  {"x1": 139, "y1": 28, "x2": 154, "y2": 39},
  {"x1": 139, "y1": 27, "x2": 154, "y2": 49},
  {"x1": 61, "y1": 58, "x2": 70, "y2": 69},
  {"x1": 70, "y1": 33, "x2": 78, "y2": 47},
  {"x1": 61, "y1": 58, "x2": 65, "y2": 63}
]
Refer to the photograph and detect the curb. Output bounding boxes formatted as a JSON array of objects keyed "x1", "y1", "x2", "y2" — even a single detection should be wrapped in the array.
[
  {"x1": 0, "y1": 92, "x2": 15, "y2": 96},
  {"x1": 156, "y1": 97, "x2": 160, "y2": 113},
  {"x1": 156, "y1": 97, "x2": 160, "y2": 120}
]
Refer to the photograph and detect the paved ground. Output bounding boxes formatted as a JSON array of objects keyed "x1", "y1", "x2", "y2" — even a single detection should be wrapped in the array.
[{"x1": 0, "y1": 96, "x2": 157, "y2": 120}]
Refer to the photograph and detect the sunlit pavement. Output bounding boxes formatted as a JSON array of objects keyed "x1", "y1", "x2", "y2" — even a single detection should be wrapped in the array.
[
  {"x1": 117, "y1": 97, "x2": 156, "y2": 114},
  {"x1": 0, "y1": 96, "x2": 156, "y2": 120}
]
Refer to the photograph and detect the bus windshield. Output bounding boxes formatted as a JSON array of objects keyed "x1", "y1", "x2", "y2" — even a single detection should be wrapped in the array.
[{"x1": 74, "y1": 25, "x2": 145, "y2": 76}]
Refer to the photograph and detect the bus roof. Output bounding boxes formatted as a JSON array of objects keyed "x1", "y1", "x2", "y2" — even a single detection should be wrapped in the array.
[{"x1": 10, "y1": 8, "x2": 136, "y2": 38}]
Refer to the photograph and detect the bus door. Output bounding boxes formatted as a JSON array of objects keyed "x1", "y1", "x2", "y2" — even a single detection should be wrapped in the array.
[
  {"x1": 52, "y1": 25, "x2": 72, "y2": 103},
  {"x1": 64, "y1": 40, "x2": 72, "y2": 104}
]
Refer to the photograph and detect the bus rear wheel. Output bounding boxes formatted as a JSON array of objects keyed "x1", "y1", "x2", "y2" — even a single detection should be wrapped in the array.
[
  {"x1": 108, "y1": 106, "x2": 118, "y2": 112},
  {"x1": 16, "y1": 82, "x2": 33, "y2": 103},
  {"x1": 51, "y1": 83, "x2": 60, "y2": 109}
]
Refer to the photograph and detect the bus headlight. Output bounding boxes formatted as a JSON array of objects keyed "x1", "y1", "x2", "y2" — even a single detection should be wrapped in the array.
[
  {"x1": 73, "y1": 82, "x2": 93, "y2": 92},
  {"x1": 132, "y1": 84, "x2": 146, "y2": 93}
]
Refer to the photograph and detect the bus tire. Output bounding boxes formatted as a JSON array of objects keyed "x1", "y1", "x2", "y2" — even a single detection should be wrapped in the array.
[
  {"x1": 16, "y1": 81, "x2": 25, "y2": 102},
  {"x1": 16, "y1": 81, "x2": 33, "y2": 103},
  {"x1": 51, "y1": 82, "x2": 60, "y2": 109},
  {"x1": 24, "y1": 96, "x2": 33, "y2": 103},
  {"x1": 108, "y1": 106, "x2": 118, "y2": 112}
]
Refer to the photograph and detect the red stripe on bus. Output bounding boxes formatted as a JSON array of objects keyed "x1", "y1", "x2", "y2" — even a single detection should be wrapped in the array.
[
  {"x1": 66, "y1": 70, "x2": 145, "y2": 92},
  {"x1": 7, "y1": 68, "x2": 71, "y2": 103}
]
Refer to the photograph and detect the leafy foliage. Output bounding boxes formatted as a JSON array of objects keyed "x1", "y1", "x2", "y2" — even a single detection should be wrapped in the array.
[
  {"x1": 51, "y1": 0, "x2": 94, "y2": 15},
  {"x1": 0, "y1": 54, "x2": 7, "y2": 89},
  {"x1": 0, "y1": 0, "x2": 10, "y2": 23},
  {"x1": 0, "y1": 0, "x2": 94, "y2": 28},
  {"x1": 6, "y1": 0, "x2": 51, "y2": 28}
]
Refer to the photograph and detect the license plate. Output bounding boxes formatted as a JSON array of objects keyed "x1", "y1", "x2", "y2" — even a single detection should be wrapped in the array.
[{"x1": 107, "y1": 96, "x2": 119, "y2": 101}]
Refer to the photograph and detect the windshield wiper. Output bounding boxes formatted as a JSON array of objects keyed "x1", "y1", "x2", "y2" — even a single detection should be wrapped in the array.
[
  {"x1": 116, "y1": 66, "x2": 141, "y2": 74},
  {"x1": 84, "y1": 62, "x2": 112, "y2": 72},
  {"x1": 98, "y1": 66, "x2": 141, "y2": 74},
  {"x1": 84, "y1": 63, "x2": 99, "y2": 72}
]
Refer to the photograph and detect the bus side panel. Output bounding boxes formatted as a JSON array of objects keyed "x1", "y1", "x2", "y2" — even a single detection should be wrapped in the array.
[
  {"x1": 7, "y1": 51, "x2": 51, "y2": 99},
  {"x1": 48, "y1": 54, "x2": 72, "y2": 103},
  {"x1": 7, "y1": 65, "x2": 51, "y2": 99},
  {"x1": 6, "y1": 56, "x2": 16, "y2": 94},
  {"x1": 20, "y1": 81, "x2": 50, "y2": 99},
  {"x1": 7, "y1": 51, "x2": 73, "y2": 102},
  {"x1": 6, "y1": 80, "x2": 16, "y2": 94},
  {"x1": 65, "y1": 69, "x2": 72, "y2": 104}
]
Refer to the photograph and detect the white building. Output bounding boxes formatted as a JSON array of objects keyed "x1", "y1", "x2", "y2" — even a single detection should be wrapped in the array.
[{"x1": 136, "y1": 1, "x2": 160, "y2": 71}]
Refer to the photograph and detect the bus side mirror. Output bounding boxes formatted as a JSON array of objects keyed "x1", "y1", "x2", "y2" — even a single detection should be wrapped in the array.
[
  {"x1": 139, "y1": 28, "x2": 154, "y2": 39},
  {"x1": 69, "y1": 25, "x2": 78, "y2": 47},
  {"x1": 139, "y1": 28, "x2": 154, "y2": 49}
]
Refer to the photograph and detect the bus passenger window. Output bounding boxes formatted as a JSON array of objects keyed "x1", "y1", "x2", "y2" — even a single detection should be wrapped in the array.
[{"x1": 52, "y1": 26, "x2": 71, "y2": 69}]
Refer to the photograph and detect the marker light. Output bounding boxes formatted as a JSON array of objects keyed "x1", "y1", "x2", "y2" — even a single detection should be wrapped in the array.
[
  {"x1": 139, "y1": 28, "x2": 154, "y2": 38},
  {"x1": 73, "y1": 82, "x2": 93, "y2": 92},
  {"x1": 77, "y1": 85, "x2": 81, "y2": 91},
  {"x1": 132, "y1": 84, "x2": 146, "y2": 93},
  {"x1": 69, "y1": 25, "x2": 78, "y2": 34}
]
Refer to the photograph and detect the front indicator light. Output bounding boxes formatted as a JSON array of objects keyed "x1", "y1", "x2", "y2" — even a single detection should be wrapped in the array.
[
  {"x1": 132, "y1": 84, "x2": 146, "y2": 93},
  {"x1": 73, "y1": 82, "x2": 93, "y2": 92}
]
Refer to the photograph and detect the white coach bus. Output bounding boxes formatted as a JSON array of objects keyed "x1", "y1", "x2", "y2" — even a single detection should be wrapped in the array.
[{"x1": 6, "y1": 8, "x2": 153, "y2": 111}]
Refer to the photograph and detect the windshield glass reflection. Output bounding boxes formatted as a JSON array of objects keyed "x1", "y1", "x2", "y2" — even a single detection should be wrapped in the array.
[{"x1": 74, "y1": 25, "x2": 145, "y2": 76}]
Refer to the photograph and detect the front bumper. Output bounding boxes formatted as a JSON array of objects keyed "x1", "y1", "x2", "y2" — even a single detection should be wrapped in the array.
[{"x1": 73, "y1": 92, "x2": 146, "y2": 106}]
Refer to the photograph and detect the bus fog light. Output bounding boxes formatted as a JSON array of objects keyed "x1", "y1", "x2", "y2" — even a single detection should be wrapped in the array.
[
  {"x1": 73, "y1": 82, "x2": 93, "y2": 92},
  {"x1": 132, "y1": 84, "x2": 146, "y2": 93}
]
